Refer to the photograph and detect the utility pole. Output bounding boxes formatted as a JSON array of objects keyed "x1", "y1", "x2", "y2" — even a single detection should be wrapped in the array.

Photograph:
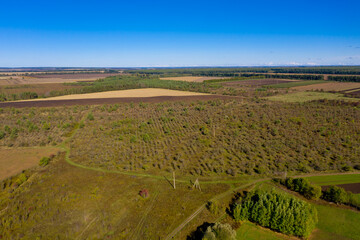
[{"x1": 173, "y1": 171, "x2": 176, "y2": 189}]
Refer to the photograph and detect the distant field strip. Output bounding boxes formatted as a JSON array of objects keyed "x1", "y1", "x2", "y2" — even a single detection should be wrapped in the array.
[
  {"x1": 266, "y1": 91, "x2": 359, "y2": 103},
  {"x1": 266, "y1": 80, "x2": 327, "y2": 88},
  {"x1": 15, "y1": 88, "x2": 210, "y2": 101},
  {"x1": 305, "y1": 174, "x2": 360, "y2": 186},
  {"x1": 292, "y1": 82, "x2": 360, "y2": 91},
  {"x1": 160, "y1": 76, "x2": 231, "y2": 82}
]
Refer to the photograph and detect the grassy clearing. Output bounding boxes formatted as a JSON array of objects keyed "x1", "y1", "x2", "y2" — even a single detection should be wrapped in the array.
[
  {"x1": 236, "y1": 221, "x2": 293, "y2": 240},
  {"x1": 266, "y1": 91, "x2": 359, "y2": 103},
  {"x1": 305, "y1": 174, "x2": 360, "y2": 186},
  {"x1": 311, "y1": 204, "x2": 360, "y2": 240},
  {"x1": 0, "y1": 153, "x2": 230, "y2": 239},
  {"x1": 266, "y1": 80, "x2": 327, "y2": 88},
  {"x1": 0, "y1": 147, "x2": 60, "y2": 180}
]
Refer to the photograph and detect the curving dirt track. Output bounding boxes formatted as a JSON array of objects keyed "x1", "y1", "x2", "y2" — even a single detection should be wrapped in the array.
[{"x1": 0, "y1": 95, "x2": 238, "y2": 108}]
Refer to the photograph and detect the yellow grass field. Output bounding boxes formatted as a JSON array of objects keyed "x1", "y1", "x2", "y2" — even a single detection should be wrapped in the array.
[
  {"x1": 0, "y1": 147, "x2": 60, "y2": 180},
  {"x1": 160, "y1": 76, "x2": 231, "y2": 82},
  {"x1": 292, "y1": 82, "x2": 360, "y2": 91},
  {"x1": 18, "y1": 88, "x2": 209, "y2": 101}
]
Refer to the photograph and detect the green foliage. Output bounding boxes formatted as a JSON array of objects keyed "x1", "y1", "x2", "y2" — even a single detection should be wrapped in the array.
[
  {"x1": 16, "y1": 173, "x2": 28, "y2": 186},
  {"x1": 207, "y1": 200, "x2": 220, "y2": 215},
  {"x1": 203, "y1": 223, "x2": 236, "y2": 240},
  {"x1": 0, "y1": 130, "x2": 5, "y2": 139},
  {"x1": 232, "y1": 190, "x2": 318, "y2": 238},
  {"x1": 42, "y1": 122, "x2": 51, "y2": 130},
  {"x1": 322, "y1": 186, "x2": 348, "y2": 204},
  {"x1": 280, "y1": 177, "x2": 322, "y2": 200},
  {"x1": 87, "y1": 112, "x2": 94, "y2": 121},
  {"x1": 39, "y1": 157, "x2": 50, "y2": 166}
]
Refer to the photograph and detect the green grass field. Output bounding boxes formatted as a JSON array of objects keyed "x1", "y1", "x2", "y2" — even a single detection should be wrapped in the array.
[
  {"x1": 312, "y1": 204, "x2": 360, "y2": 240},
  {"x1": 305, "y1": 174, "x2": 360, "y2": 186},
  {"x1": 236, "y1": 221, "x2": 293, "y2": 240},
  {"x1": 266, "y1": 91, "x2": 359, "y2": 103},
  {"x1": 266, "y1": 80, "x2": 327, "y2": 88}
]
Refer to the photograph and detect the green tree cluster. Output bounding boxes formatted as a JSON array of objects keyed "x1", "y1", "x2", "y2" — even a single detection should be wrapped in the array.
[
  {"x1": 202, "y1": 223, "x2": 236, "y2": 240},
  {"x1": 279, "y1": 177, "x2": 322, "y2": 200},
  {"x1": 232, "y1": 190, "x2": 318, "y2": 238}
]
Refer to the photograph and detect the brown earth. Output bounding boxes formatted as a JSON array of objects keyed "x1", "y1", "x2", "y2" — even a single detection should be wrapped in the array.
[
  {"x1": 222, "y1": 79, "x2": 299, "y2": 87},
  {"x1": 160, "y1": 76, "x2": 231, "y2": 82},
  {"x1": 0, "y1": 95, "x2": 238, "y2": 108},
  {"x1": 0, "y1": 147, "x2": 60, "y2": 181},
  {"x1": 322, "y1": 183, "x2": 360, "y2": 193},
  {"x1": 292, "y1": 82, "x2": 360, "y2": 91}
]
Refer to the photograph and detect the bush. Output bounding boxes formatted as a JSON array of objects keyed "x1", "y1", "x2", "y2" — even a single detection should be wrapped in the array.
[
  {"x1": 280, "y1": 177, "x2": 322, "y2": 200},
  {"x1": 87, "y1": 112, "x2": 94, "y2": 121},
  {"x1": 232, "y1": 190, "x2": 318, "y2": 238},
  {"x1": 322, "y1": 186, "x2": 348, "y2": 204},
  {"x1": 0, "y1": 130, "x2": 5, "y2": 139},
  {"x1": 39, "y1": 157, "x2": 50, "y2": 166},
  {"x1": 207, "y1": 200, "x2": 220, "y2": 215},
  {"x1": 203, "y1": 223, "x2": 236, "y2": 240}
]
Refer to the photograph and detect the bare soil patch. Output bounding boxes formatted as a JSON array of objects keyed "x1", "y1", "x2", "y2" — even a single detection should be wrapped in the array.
[
  {"x1": 322, "y1": 183, "x2": 360, "y2": 193},
  {"x1": 222, "y1": 79, "x2": 299, "y2": 87},
  {"x1": 160, "y1": 76, "x2": 231, "y2": 82},
  {"x1": 0, "y1": 147, "x2": 60, "y2": 180},
  {"x1": 292, "y1": 82, "x2": 360, "y2": 91}
]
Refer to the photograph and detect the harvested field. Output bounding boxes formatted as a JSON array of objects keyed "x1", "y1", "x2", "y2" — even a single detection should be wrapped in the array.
[
  {"x1": 0, "y1": 83, "x2": 83, "y2": 96},
  {"x1": 222, "y1": 79, "x2": 299, "y2": 87},
  {"x1": 0, "y1": 95, "x2": 235, "y2": 108},
  {"x1": 0, "y1": 73, "x2": 122, "y2": 85},
  {"x1": 16, "y1": 88, "x2": 209, "y2": 101},
  {"x1": 160, "y1": 76, "x2": 231, "y2": 82},
  {"x1": 322, "y1": 183, "x2": 360, "y2": 194},
  {"x1": 292, "y1": 82, "x2": 360, "y2": 91},
  {"x1": 0, "y1": 147, "x2": 60, "y2": 180}
]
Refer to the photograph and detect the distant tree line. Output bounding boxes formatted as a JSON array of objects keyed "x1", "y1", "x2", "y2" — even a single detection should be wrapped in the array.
[
  {"x1": 328, "y1": 76, "x2": 360, "y2": 82},
  {"x1": 231, "y1": 190, "x2": 318, "y2": 238}
]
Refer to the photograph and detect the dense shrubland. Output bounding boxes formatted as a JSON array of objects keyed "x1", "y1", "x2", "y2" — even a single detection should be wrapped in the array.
[
  {"x1": 67, "y1": 99, "x2": 360, "y2": 177},
  {"x1": 231, "y1": 190, "x2": 318, "y2": 238},
  {"x1": 0, "y1": 106, "x2": 85, "y2": 147}
]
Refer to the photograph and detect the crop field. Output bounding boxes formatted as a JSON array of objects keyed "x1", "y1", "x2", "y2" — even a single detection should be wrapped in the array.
[
  {"x1": 0, "y1": 73, "x2": 122, "y2": 86},
  {"x1": 222, "y1": 79, "x2": 299, "y2": 87},
  {"x1": 266, "y1": 91, "x2": 360, "y2": 103},
  {"x1": 18, "y1": 88, "x2": 210, "y2": 101},
  {"x1": 305, "y1": 174, "x2": 360, "y2": 186},
  {"x1": 0, "y1": 147, "x2": 60, "y2": 180},
  {"x1": 160, "y1": 76, "x2": 231, "y2": 82},
  {"x1": 266, "y1": 80, "x2": 327, "y2": 88},
  {"x1": 0, "y1": 83, "x2": 83, "y2": 97},
  {"x1": 292, "y1": 82, "x2": 360, "y2": 91}
]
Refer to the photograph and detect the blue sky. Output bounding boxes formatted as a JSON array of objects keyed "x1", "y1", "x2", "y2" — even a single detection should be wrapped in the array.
[{"x1": 1, "y1": 0, "x2": 360, "y2": 67}]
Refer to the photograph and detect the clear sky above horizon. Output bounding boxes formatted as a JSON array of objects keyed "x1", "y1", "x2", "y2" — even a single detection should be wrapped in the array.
[{"x1": 1, "y1": 0, "x2": 360, "y2": 67}]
